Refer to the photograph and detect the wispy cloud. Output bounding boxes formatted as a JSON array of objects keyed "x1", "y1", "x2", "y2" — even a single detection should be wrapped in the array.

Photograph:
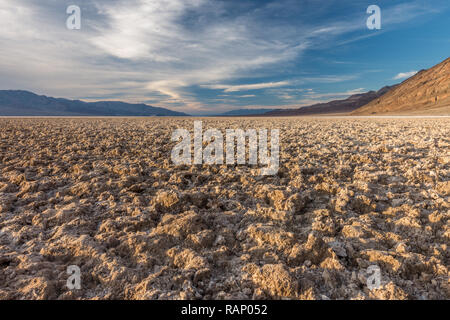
[
  {"x1": 202, "y1": 81, "x2": 290, "y2": 92},
  {"x1": 393, "y1": 71, "x2": 418, "y2": 80},
  {"x1": 301, "y1": 75, "x2": 359, "y2": 83},
  {"x1": 303, "y1": 88, "x2": 366, "y2": 99},
  {"x1": 277, "y1": 88, "x2": 367, "y2": 106}
]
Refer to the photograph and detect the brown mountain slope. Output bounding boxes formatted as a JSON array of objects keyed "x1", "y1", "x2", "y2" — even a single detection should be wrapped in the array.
[
  {"x1": 264, "y1": 85, "x2": 395, "y2": 116},
  {"x1": 352, "y1": 57, "x2": 450, "y2": 115}
]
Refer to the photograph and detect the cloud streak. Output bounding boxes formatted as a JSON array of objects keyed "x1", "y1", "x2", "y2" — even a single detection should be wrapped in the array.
[
  {"x1": 393, "y1": 71, "x2": 418, "y2": 80},
  {"x1": 202, "y1": 81, "x2": 291, "y2": 92}
]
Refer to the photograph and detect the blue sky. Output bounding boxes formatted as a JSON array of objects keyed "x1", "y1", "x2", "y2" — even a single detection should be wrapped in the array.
[{"x1": 0, "y1": 0, "x2": 449, "y2": 115}]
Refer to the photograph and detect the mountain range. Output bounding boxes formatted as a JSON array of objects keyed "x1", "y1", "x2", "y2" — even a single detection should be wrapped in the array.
[
  {"x1": 264, "y1": 56, "x2": 450, "y2": 116},
  {"x1": 352, "y1": 57, "x2": 450, "y2": 115},
  {"x1": 1, "y1": 57, "x2": 448, "y2": 117},
  {"x1": 263, "y1": 86, "x2": 396, "y2": 116},
  {"x1": 0, "y1": 90, "x2": 188, "y2": 116}
]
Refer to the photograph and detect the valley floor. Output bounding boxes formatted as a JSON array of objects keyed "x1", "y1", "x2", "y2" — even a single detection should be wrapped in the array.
[{"x1": 0, "y1": 117, "x2": 448, "y2": 300}]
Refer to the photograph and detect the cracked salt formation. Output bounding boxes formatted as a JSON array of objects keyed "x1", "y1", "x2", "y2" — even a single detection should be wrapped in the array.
[{"x1": 0, "y1": 117, "x2": 448, "y2": 300}]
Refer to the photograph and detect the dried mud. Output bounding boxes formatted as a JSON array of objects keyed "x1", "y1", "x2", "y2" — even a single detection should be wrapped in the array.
[{"x1": 0, "y1": 118, "x2": 448, "y2": 300}]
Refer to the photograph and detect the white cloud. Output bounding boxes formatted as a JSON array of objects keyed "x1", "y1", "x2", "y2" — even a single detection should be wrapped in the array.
[
  {"x1": 91, "y1": 0, "x2": 205, "y2": 61},
  {"x1": 203, "y1": 81, "x2": 290, "y2": 92},
  {"x1": 393, "y1": 71, "x2": 418, "y2": 80},
  {"x1": 303, "y1": 88, "x2": 366, "y2": 99},
  {"x1": 301, "y1": 75, "x2": 359, "y2": 83}
]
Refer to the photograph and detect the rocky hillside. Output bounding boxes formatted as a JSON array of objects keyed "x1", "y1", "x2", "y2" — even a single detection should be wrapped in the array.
[{"x1": 353, "y1": 57, "x2": 450, "y2": 115}]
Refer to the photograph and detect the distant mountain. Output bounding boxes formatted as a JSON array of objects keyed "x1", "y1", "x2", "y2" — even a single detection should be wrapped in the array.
[
  {"x1": 352, "y1": 57, "x2": 450, "y2": 115},
  {"x1": 218, "y1": 108, "x2": 275, "y2": 116},
  {"x1": 263, "y1": 86, "x2": 395, "y2": 116},
  {"x1": 0, "y1": 90, "x2": 189, "y2": 116}
]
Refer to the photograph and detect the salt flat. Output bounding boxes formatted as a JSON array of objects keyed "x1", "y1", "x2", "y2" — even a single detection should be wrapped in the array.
[{"x1": 0, "y1": 118, "x2": 448, "y2": 299}]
